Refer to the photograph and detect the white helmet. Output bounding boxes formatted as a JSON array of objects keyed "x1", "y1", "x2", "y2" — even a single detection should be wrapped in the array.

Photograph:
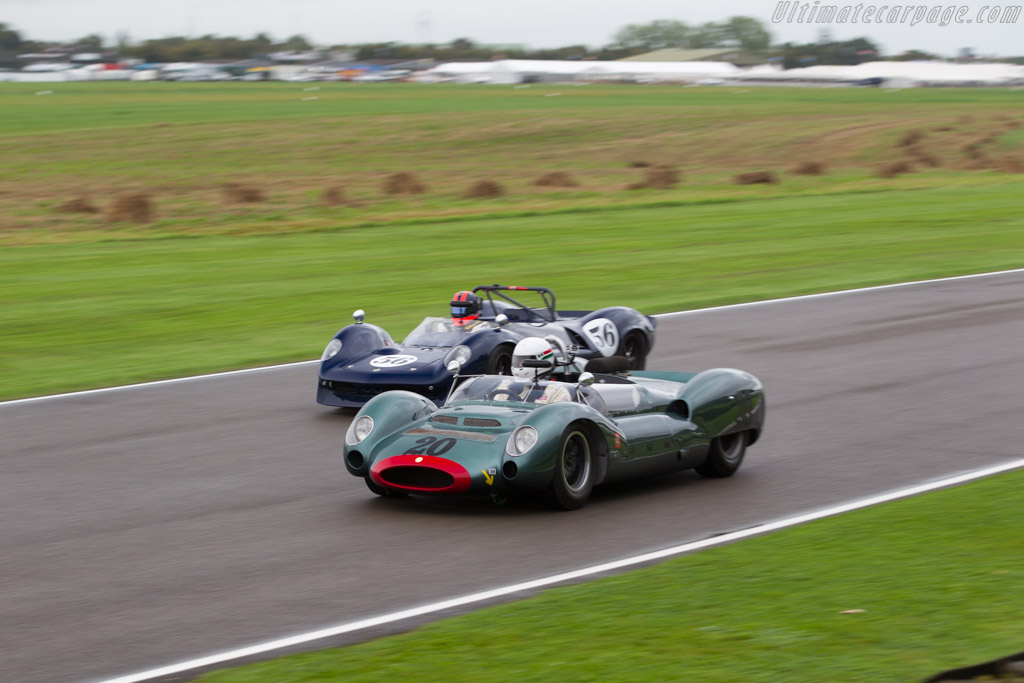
[{"x1": 511, "y1": 337, "x2": 555, "y2": 379}]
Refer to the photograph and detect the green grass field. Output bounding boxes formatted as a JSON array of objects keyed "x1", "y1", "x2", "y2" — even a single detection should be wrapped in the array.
[{"x1": 195, "y1": 467, "x2": 1024, "y2": 683}]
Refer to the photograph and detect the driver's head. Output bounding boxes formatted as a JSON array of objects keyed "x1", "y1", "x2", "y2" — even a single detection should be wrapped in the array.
[
  {"x1": 511, "y1": 337, "x2": 555, "y2": 379},
  {"x1": 450, "y1": 290, "x2": 483, "y2": 326}
]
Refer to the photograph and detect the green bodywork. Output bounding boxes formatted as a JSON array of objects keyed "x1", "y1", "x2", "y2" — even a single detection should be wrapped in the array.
[{"x1": 343, "y1": 368, "x2": 764, "y2": 498}]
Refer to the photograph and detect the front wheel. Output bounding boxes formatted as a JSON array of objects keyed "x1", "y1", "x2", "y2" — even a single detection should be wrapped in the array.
[
  {"x1": 544, "y1": 426, "x2": 595, "y2": 510},
  {"x1": 486, "y1": 345, "x2": 513, "y2": 375},
  {"x1": 618, "y1": 331, "x2": 648, "y2": 370},
  {"x1": 696, "y1": 432, "x2": 747, "y2": 478}
]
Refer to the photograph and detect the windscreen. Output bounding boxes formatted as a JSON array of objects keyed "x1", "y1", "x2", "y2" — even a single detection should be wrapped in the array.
[
  {"x1": 449, "y1": 376, "x2": 576, "y2": 405},
  {"x1": 403, "y1": 317, "x2": 494, "y2": 347}
]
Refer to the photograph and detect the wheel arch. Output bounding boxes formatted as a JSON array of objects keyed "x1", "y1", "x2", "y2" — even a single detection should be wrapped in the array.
[
  {"x1": 680, "y1": 368, "x2": 764, "y2": 436},
  {"x1": 589, "y1": 307, "x2": 657, "y2": 348},
  {"x1": 566, "y1": 418, "x2": 609, "y2": 486},
  {"x1": 327, "y1": 322, "x2": 393, "y2": 362},
  {"x1": 345, "y1": 391, "x2": 436, "y2": 471},
  {"x1": 491, "y1": 340, "x2": 516, "y2": 358}
]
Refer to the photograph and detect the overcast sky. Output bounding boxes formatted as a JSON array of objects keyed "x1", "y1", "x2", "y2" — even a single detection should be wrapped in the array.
[{"x1": 3, "y1": 0, "x2": 1021, "y2": 57}]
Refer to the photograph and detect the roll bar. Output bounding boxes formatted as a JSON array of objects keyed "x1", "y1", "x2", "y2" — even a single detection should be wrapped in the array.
[{"x1": 471, "y1": 284, "x2": 557, "y2": 322}]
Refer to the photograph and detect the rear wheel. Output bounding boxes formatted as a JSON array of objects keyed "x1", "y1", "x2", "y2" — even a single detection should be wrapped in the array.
[
  {"x1": 618, "y1": 331, "x2": 647, "y2": 370},
  {"x1": 365, "y1": 477, "x2": 408, "y2": 497},
  {"x1": 696, "y1": 432, "x2": 747, "y2": 478},
  {"x1": 486, "y1": 345, "x2": 513, "y2": 375},
  {"x1": 544, "y1": 426, "x2": 595, "y2": 510}
]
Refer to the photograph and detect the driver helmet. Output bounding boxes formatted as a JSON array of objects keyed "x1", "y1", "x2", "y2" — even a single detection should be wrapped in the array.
[
  {"x1": 511, "y1": 337, "x2": 556, "y2": 379},
  {"x1": 450, "y1": 290, "x2": 483, "y2": 326}
]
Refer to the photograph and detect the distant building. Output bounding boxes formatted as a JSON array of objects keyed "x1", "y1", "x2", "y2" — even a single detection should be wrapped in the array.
[
  {"x1": 425, "y1": 59, "x2": 740, "y2": 84},
  {"x1": 620, "y1": 48, "x2": 764, "y2": 67}
]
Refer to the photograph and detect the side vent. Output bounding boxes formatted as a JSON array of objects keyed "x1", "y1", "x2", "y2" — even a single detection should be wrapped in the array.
[{"x1": 667, "y1": 399, "x2": 689, "y2": 419}]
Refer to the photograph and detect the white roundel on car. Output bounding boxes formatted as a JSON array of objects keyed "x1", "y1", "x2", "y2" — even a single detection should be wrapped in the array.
[
  {"x1": 582, "y1": 318, "x2": 619, "y2": 357},
  {"x1": 369, "y1": 354, "x2": 419, "y2": 367}
]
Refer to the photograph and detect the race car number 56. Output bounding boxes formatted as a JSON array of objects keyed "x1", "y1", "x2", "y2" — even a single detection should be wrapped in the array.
[
  {"x1": 583, "y1": 318, "x2": 619, "y2": 357},
  {"x1": 370, "y1": 354, "x2": 419, "y2": 367}
]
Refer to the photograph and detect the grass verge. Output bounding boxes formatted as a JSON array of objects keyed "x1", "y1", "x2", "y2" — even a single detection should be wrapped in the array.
[
  {"x1": 195, "y1": 467, "x2": 1024, "y2": 682},
  {"x1": 3, "y1": 182, "x2": 1024, "y2": 401}
]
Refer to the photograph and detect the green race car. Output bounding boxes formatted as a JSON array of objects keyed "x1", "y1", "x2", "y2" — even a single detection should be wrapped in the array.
[{"x1": 343, "y1": 358, "x2": 765, "y2": 510}]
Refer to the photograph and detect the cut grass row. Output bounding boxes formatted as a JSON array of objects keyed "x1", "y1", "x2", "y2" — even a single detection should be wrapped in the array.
[
  {"x1": 2, "y1": 83, "x2": 1022, "y2": 245},
  {"x1": 3, "y1": 181, "x2": 1024, "y2": 401},
  {"x1": 195, "y1": 467, "x2": 1024, "y2": 682}
]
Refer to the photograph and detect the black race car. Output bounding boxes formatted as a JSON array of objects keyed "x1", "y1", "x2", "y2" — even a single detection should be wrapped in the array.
[{"x1": 316, "y1": 285, "x2": 657, "y2": 407}]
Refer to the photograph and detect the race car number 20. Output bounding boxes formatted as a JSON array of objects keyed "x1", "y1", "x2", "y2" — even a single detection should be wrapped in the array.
[
  {"x1": 582, "y1": 318, "x2": 619, "y2": 357},
  {"x1": 406, "y1": 436, "x2": 456, "y2": 456}
]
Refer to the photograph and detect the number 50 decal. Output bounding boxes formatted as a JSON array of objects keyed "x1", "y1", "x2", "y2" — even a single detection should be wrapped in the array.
[{"x1": 582, "y1": 318, "x2": 619, "y2": 357}]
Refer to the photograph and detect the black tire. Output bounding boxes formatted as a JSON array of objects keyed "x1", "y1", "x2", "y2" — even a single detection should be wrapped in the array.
[
  {"x1": 544, "y1": 426, "x2": 595, "y2": 510},
  {"x1": 365, "y1": 477, "x2": 408, "y2": 497},
  {"x1": 696, "y1": 432, "x2": 747, "y2": 478},
  {"x1": 618, "y1": 331, "x2": 647, "y2": 370},
  {"x1": 486, "y1": 345, "x2": 514, "y2": 375}
]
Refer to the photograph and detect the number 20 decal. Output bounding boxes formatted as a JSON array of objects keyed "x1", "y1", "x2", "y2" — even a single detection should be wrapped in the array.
[
  {"x1": 582, "y1": 318, "x2": 619, "y2": 357},
  {"x1": 406, "y1": 436, "x2": 456, "y2": 456}
]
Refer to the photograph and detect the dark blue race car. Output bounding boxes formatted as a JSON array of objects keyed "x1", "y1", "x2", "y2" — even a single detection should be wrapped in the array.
[{"x1": 316, "y1": 285, "x2": 657, "y2": 407}]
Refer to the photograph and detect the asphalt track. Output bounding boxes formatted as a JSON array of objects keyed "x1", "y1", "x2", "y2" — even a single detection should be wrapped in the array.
[{"x1": 3, "y1": 271, "x2": 1023, "y2": 683}]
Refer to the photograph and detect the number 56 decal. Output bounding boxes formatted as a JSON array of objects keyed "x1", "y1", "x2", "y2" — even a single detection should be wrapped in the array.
[{"x1": 582, "y1": 318, "x2": 619, "y2": 357}]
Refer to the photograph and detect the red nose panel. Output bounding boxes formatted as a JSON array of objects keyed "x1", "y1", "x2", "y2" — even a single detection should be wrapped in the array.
[{"x1": 370, "y1": 455, "x2": 472, "y2": 493}]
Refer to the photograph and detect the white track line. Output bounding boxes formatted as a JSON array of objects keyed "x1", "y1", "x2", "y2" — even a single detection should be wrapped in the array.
[
  {"x1": 5, "y1": 267, "x2": 1024, "y2": 409},
  {"x1": 98, "y1": 457, "x2": 1024, "y2": 683},
  {"x1": 655, "y1": 266, "x2": 1024, "y2": 318},
  {"x1": 0, "y1": 360, "x2": 317, "y2": 407}
]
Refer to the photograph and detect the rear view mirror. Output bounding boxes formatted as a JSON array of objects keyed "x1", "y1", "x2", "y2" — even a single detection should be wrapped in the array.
[
  {"x1": 446, "y1": 360, "x2": 462, "y2": 376},
  {"x1": 522, "y1": 359, "x2": 553, "y2": 370},
  {"x1": 353, "y1": 309, "x2": 365, "y2": 323}
]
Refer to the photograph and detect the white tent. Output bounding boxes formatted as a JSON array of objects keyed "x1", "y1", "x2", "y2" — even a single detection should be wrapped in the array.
[
  {"x1": 729, "y1": 61, "x2": 1024, "y2": 87},
  {"x1": 583, "y1": 61, "x2": 740, "y2": 82},
  {"x1": 427, "y1": 59, "x2": 739, "y2": 84}
]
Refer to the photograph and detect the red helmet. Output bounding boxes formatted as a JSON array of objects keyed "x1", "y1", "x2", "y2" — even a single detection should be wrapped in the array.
[{"x1": 450, "y1": 290, "x2": 483, "y2": 326}]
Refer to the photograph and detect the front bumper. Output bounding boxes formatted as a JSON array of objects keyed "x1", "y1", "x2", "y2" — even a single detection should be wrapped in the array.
[
  {"x1": 358, "y1": 451, "x2": 553, "y2": 497},
  {"x1": 370, "y1": 454, "x2": 476, "y2": 494},
  {"x1": 317, "y1": 378, "x2": 451, "y2": 407}
]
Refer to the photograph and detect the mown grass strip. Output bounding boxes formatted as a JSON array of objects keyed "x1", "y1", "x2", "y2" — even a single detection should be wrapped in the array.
[
  {"x1": 3, "y1": 82, "x2": 1022, "y2": 246},
  {"x1": 193, "y1": 467, "x2": 1024, "y2": 682},
  {"x1": 3, "y1": 82, "x2": 1022, "y2": 136},
  {"x1": 3, "y1": 182, "x2": 1024, "y2": 401}
]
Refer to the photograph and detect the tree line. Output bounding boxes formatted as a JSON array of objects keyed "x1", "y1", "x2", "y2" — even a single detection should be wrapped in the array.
[{"x1": 1, "y1": 18, "x2": 896, "y2": 69}]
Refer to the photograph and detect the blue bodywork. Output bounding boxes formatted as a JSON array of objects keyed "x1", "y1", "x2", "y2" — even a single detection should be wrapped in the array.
[{"x1": 316, "y1": 285, "x2": 657, "y2": 408}]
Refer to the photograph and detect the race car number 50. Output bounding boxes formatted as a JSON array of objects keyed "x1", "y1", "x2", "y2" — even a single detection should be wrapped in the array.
[{"x1": 583, "y1": 318, "x2": 619, "y2": 357}]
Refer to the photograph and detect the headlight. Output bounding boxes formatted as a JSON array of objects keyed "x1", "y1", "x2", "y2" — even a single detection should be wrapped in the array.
[
  {"x1": 506, "y1": 426, "x2": 538, "y2": 456},
  {"x1": 321, "y1": 338, "x2": 342, "y2": 361},
  {"x1": 346, "y1": 416, "x2": 374, "y2": 445},
  {"x1": 445, "y1": 344, "x2": 472, "y2": 366}
]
